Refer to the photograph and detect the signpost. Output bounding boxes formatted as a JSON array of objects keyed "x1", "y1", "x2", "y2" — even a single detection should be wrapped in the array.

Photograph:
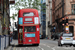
[{"x1": 65, "y1": 26, "x2": 69, "y2": 33}]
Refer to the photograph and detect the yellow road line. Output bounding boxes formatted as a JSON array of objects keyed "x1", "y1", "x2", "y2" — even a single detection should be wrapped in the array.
[
  {"x1": 13, "y1": 44, "x2": 16, "y2": 50},
  {"x1": 13, "y1": 47, "x2": 16, "y2": 50}
]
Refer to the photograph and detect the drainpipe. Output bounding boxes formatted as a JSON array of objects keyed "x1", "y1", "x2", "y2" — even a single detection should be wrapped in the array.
[
  {"x1": 2, "y1": 0, "x2": 4, "y2": 35},
  {"x1": 62, "y1": 0, "x2": 64, "y2": 32},
  {"x1": 62, "y1": 0, "x2": 64, "y2": 18}
]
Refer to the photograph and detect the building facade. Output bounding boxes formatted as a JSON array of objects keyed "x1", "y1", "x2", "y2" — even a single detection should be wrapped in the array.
[
  {"x1": 52, "y1": 0, "x2": 75, "y2": 37},
  {"x1": 41, "y1": 0, "x2": 46, "y2": 38},
  {"x1": 0, "y1": 0, "x2": 15, "y2": 35},
  {"x1": 46, "y1": 0, "x2": 52, "y2": 39}
]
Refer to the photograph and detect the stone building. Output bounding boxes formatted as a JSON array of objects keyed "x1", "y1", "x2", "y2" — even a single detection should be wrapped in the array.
[
  {"x1": 52, "y1": 0, "x2": 75, "y2": 36},
  {"x1": 0, "y1": 0, "x2": 15, "y2": 35},
  {"x1": 40, "y1": 0, "x2": 46, "y2": 38},
  {"x1": 46, "y1": 0, "x2": 52, "y2": 39}
]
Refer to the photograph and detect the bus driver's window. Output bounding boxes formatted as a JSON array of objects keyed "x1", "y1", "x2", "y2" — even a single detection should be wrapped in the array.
[{"x1": 24, "y1": 26, "x2": 36, "y2": 32}]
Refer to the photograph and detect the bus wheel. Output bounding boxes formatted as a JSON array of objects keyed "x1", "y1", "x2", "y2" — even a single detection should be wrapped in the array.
[
  {"x1": 36, "y1": 44, "x2": 39, "y2": 46},
  {"x1": 18, "y1": 44, "x2": 23, "y2": 46}
]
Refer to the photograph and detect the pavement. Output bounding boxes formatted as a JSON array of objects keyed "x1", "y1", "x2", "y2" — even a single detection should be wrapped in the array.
[
  {"x1": 4, "y1": 46, "x2": 12, "y2": 50},
  {"x1": 4, "y1": 39, "x2": 75, "y2": 50},
  {"x1": 4, "y1": 39, "x2": 18, "y2": 50}
]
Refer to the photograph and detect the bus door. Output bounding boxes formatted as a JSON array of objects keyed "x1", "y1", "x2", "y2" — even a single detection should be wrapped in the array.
[
  {"x1": 23, "y1": 26, "x2": 37, "y2": 44},
  {"x1": 18, "y1": 26, "x2": 23, "y2": 44}
]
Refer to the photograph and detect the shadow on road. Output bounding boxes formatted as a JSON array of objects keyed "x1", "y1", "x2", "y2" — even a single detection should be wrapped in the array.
[{"x1": 11, "y1": 44, "x2": 39, "y2": 47}]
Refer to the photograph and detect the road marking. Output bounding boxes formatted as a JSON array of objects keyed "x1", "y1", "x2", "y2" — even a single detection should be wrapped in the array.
[
  {"x1": 26, "y1": 47, "x2": 27, "y2": 48},
  {"x1": 24, "y1": 48, "x2": 25, "y2": 50},
  {"x1": 20, "y1": 48, "x2": 21, "y2": 50},
  {"x1": 32, "y1": 48, "x2": 34, "y2": 50},
  {"x1": 38, "y1": 46, "x2": 44, "y2": 50},
  {"x1": 63, "y1": 47, "x2": 72, "y2": 49},
  {"x1": 52, "y1": 48, "x2": 55, "y2": 50},
  {"x1": 28, "y1": 48, "x2": 30, "y2": 50},
  {"x1": 41, "y1": 48, "x2": 44, "y2": 50},
  {"x1": 16, "y1": 48, "x2": 17, "y2": 50},
  {"x1": 13, "y1": 47, "x2": 16, "y2": 50},
  {"x1": 40, "y1": 43, "x2": 46, "y2": 46},
  {"x1": 47, "y1": 45, "x2": 50, "y2": 48},
  {"x1": 56, "y1": 47, "x2": 60, "y2": 48},
  {"x1": 41, "y1": 43, "x2": 51, "y2": 48},
  {"x1": 43, "y1": 44, "x2": 46, "y2": 46},
  {"x1": 52, "y1": 46, "x2": 74, "y2": 50},
  {"x1": 35, "y1": 48, "x2": 36, "y2": 50}
]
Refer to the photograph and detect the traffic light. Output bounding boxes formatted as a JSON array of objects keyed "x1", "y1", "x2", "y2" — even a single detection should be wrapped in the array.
[
  {"x1": 66, "y1": 17, "x2": 68, "y2": 25},
  {"x1": 62, "y1": 18, "x2": 65, "y2": 26},
  {"x1": 62, "y1": 18, "x2": 64, "y2": 23},
  {"x1": 66, "y1": 17, "x2": 68, "y2": 23}
]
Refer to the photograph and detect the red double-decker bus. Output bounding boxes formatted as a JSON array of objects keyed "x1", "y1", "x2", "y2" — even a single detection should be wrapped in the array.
[{"x1": 18, "y1": 8, "x2": 40, "y2": 46}]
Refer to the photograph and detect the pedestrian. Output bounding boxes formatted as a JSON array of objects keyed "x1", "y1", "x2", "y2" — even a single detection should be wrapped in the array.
[{"x1": 10, "y1": 31, "x2": 13, "y2": 42}]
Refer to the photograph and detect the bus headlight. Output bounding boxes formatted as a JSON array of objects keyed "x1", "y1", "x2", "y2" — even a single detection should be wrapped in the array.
[{"x1": 25, "y1": 34, "x2": 27, "y2": 37}]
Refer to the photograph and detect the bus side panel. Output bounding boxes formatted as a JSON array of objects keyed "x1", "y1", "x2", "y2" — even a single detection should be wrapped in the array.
[{"x1": 36, "y1": 25, "x2": 40, "y2": 44}]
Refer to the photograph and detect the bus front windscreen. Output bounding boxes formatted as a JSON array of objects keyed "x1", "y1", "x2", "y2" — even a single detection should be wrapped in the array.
[{"x1": 24, "y1": 26, "x2": 36, "y2": 32}]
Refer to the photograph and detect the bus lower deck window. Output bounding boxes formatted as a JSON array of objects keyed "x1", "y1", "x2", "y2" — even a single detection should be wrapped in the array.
[{"x1": 24, "y1": 26, "x2": 36, "y2": 32}]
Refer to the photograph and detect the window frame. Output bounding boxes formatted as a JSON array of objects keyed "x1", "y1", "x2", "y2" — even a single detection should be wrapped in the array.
[
  {"x1": 71, "y1": 4, "x2": 75, "y2": 14},
  {"x1": 24, "y1": 26, "x2": 36, "y2": 32},
  {"x1": 23, "y1": 12, "x2": 35, "y2": 17}
]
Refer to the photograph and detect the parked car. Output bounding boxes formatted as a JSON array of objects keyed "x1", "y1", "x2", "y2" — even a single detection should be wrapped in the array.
[
  {"x1": 55, "y1": 32, "x2": 60, "y2": 39},
  {"x1": 56, "y1": 32, "x2": 63, "y2": 39},
  {"x1": 58, "y1": 33, "x2": 75, "y2": 47},
  {"x1": 52, "y1": 32, "x2": 61, "y2": 40}
]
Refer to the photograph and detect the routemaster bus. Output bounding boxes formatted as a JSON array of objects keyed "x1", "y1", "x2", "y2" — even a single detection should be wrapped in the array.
[{"x1": 18, "y1": 8, "x2": 40, "y2": 46}]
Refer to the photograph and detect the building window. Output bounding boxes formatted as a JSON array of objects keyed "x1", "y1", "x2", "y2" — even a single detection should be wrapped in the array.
[{"x1": 71, "y1": 4, "x2": 75, "y2": 14}]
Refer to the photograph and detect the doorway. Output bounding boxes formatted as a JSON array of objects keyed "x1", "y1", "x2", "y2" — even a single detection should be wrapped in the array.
[{"x1": 69, "y1": 26, "x2": 74, "y2": 34}]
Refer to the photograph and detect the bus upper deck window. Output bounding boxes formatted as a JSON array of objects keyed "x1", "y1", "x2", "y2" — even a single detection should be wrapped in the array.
[{"x1": 23, "y1": 12, "x2": 34, "y2": 16}]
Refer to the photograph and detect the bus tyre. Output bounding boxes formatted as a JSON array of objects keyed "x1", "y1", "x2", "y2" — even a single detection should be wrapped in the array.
[
  {"x1": 73, "y1": 45, "x2": 75, "y2": 47},
  {"x1": 18, "y1": 44, "x2": 23, "y2": 46},
  {"x1": 36, "y1": 44, "x2": 39, "y2": 46}
]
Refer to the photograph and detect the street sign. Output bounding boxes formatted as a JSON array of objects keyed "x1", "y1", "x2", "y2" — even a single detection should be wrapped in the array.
[
  {"x1": 66, "y1": 26, "x2": 69, "y2": 30},
  {"x1": 65, "y1": 26, "x2": 69, "y2": 33}
]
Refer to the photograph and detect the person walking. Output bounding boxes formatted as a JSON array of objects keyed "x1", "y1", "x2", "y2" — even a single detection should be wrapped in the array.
[{"x1": 10, "y1": 31, "x2": 13, "y2": 42}]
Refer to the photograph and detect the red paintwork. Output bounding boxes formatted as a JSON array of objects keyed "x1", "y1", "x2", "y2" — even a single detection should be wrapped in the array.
[{"x1": 18, "y1": 8, "x2": 40, "y2": 45}]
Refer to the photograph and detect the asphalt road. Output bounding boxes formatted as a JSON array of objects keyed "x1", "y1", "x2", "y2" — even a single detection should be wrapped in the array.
[{"x1": 11, "y1": 39, "x2": 75, "y2": 50}]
